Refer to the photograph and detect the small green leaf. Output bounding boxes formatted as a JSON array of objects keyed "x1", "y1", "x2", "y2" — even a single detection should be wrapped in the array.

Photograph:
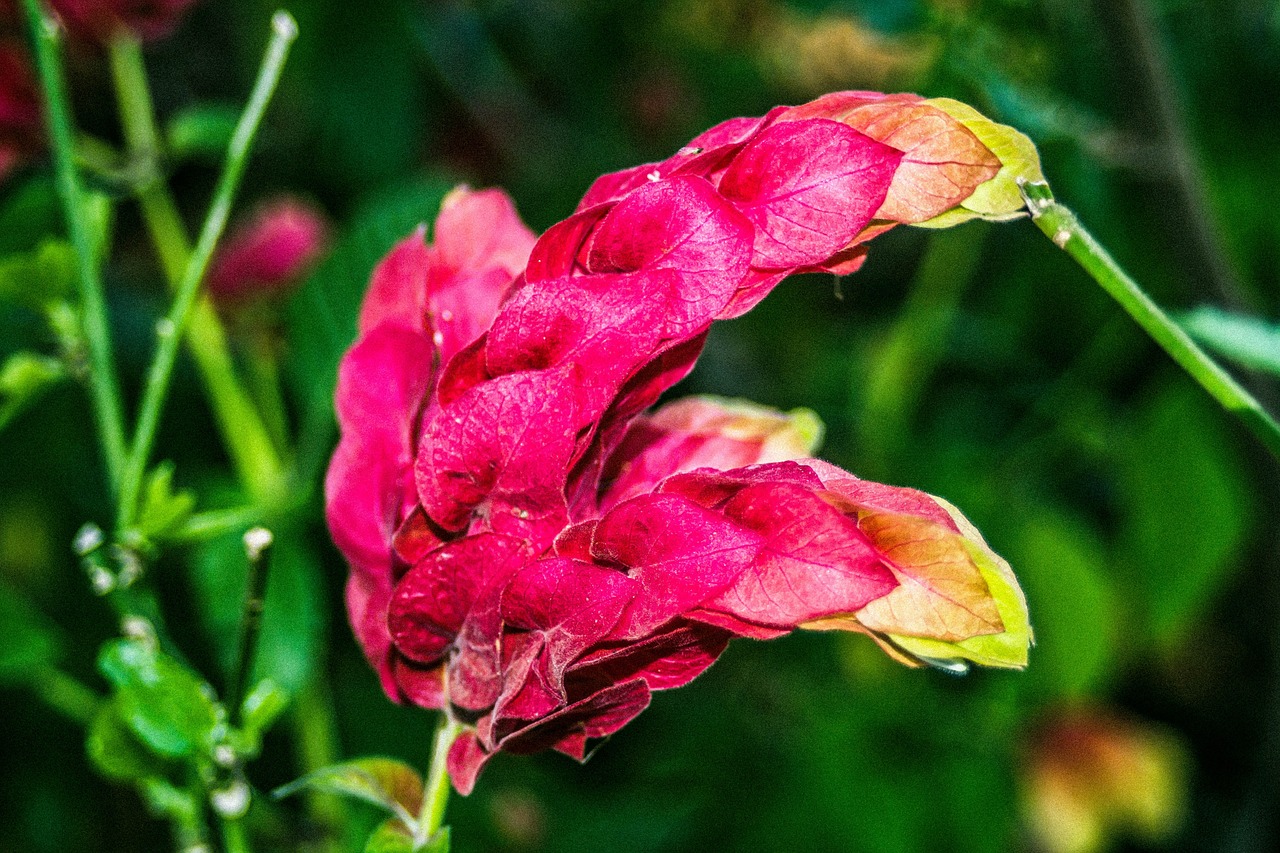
[
  {"x1": 136, "y1": 462, "x2": 197, "y2": 543},
  {"x1": 0, "y1": 580, "x2": 63, "y2": 684},
  {"x1": 364, "y1": 818, "x2": 416, "y2": 853},
  {"x1": 166, "y1": 104, "x2": 241, "y2": 162},
  {"x1": 0, "y1": 240, "x2": 77, "y2": 311},
  {"x1": 86, "y1": 698, "x2": 171, "y2": 782},
  {"x1": 0, "y1": 351, "x2": 66, "y2": 431},
  {"x1": 97, "y1": 638, "x2": 222, "y2": 760},
  {"x1": 274, "y1": 758, "x2": 424, "y2": 825},
  {"x1": 1180, "y1": 306, "x2": 1280, "y2": 377},
  {"x1": 923, "y1": 98, "x2": 1044, "y2": 221},
  {"x1": 238, "y1": 678, "x2": 289, "y2": 746}
]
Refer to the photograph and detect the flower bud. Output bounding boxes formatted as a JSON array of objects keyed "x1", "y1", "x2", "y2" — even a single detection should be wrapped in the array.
[{"x1": 206, "y1": 196, "x2": 329, "y2": 305}]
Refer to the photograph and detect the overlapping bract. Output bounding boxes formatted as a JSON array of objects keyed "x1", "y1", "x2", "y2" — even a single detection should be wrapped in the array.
[{"x1": 326, "y1": 92, "x2": 1033, "y2": 794}]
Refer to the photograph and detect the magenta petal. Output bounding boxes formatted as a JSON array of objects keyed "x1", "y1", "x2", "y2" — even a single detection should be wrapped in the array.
[
  {"x1": 357, "y1": 232, "x2": 430, "y2": 335},
  {"x1": 447, "y1": 731, "x2": 491, "y2": 796},
  {"x1": 591, "y1": 493, "x2": 762, "y2": 639},
  {"x1": 703, "y1": 481, "x2": 898, "y2": 628},
  {"x1": 433, "y1": 187, "x2": 536, "y2": 279},
  {"x1": 718, "y1": 118, "x2": 901, "y2": 269},
  {"x1": 387, "y1": 533, "x2": 529, "y2": 666},
  {"x1": 525, "y1": 203, "x2": 612, "y2": 282},
  {"x1": 494, "y1": 557, "x2": 637, "y2": 720},
  {"x1": 325, "y1": 325, "x2": 436, "y2": 689},
  {"x1": 496, "y1": 678, "x2": 652, "y2": 756},
  {"x1": 415, "y1": 367, "x2": 581, "y2": 543},
  {"x1": 585, "y1": 175, "x2": 753, "y2": 302},
  {"x1": 567, "y1": 619, "x2": 733, "y2": 695}
]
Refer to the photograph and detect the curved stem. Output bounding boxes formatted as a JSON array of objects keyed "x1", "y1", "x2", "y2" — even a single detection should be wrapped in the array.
[
  {"x1": 1019, "y1": 179, "x2": 1280, "y2": 461},
  {"x1": 116, "y1": 13, "x2": 298, "y2": 532},
  {"x1": 417, "y1": 715, "x2": 463, "y2": 848},
  {"x1": 21, "y1": 0, "x2": 129, "y2": 491},
  {"x1": 107, "y1": 32, "x2": 287, "y2": 513}
]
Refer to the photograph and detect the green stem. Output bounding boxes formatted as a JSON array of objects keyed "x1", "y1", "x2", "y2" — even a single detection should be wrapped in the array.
[
  {"x1": 21, "y1": 0, "x2": 129, "y2": 491},
  {"x1": 228, "y1": 527, "x2": 273, "y2": 725},
  {"x1": 416, "y1": 715, "x2": 462, "y2": 848},
  {"x1": 107, "y1": 32, "x2": 288, "y2": 510},
  {"x1": 116, "y1": 13, "x2": 298, "y2": 532},
  {"x1": 220, "y1": 815, "x2": 251, "y2": 853},
  {"x1": 1019, "y1": 179, "x2": 1280, "y2": 461},
  {"x1": 32, "y1": 667, "x2": 103, "y2": 725},
  {"x1": 292, "y1": 679, "x2": 344, "y2": 852}
]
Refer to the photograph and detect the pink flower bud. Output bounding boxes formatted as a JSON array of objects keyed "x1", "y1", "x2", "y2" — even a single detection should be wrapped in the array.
[{"x1": 206, "y1": 197, "x2": 329, "y2": 305}]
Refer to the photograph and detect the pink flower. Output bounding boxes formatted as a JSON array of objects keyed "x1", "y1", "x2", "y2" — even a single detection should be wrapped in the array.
[
  {"x1": 0, "y1": 38, "x2": 41, "y2": 183},
  {"x1": 206, "y1": 196, "x2": 329, "y2": 305},
  {"x1": 326, "y1": 94, "x2": 1032, "y2": 794},
  {"x1": 46, "y1": 0, "x2": 200, "y2": 43}
]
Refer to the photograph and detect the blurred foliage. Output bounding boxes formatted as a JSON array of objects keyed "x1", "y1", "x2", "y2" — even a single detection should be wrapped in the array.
[{"x1": 2, "y1": 0, "x2": 1279, "y2": 851}]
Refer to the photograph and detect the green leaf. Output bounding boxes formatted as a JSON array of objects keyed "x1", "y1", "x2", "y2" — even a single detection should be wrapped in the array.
[
  {"x1": 0, "y1": 581, "x2": 63, "y2": 684},
  {"x1": 0, "y1": 352, "x2": 68, "y2": 432},
  {"x1": 135, "y1": 462, "x2": 197, "y2": 543},
  {"x1": 364, "y1": 818, "x2": 416, "y2": 853},
  {"x1": 189, "y1": 528, "x2": 326, "y2": 696},
  {"x1": 1180, "y1": 305, "x2": 1280, "y2": 377},
  {"x1": 0, "y1": 177, "x2": 61, "y2": 255},
  {"x1": 86, "y1": 698, "x2": 171, "y2": 782},
  {"x1": 923, "y1": 98, "x2": 1044, "y2": 222},
  {"x1": 275, "y1": 757, "x2": 425, "y2": 827},
  {"x1": 238, "y1": 678, "x2": 289, "y2": 748},
  {"x1": 1115, "y1": 380, "x2": 1253, "y2": 647},
  {"x1": 166, "y1": 103, "x2": 241, "y2": 162},
  {"x1": 97, "y1": 638, "x2": 222, "y2": 760},
  {"x1": 1007, "y1": 513, "x2": 1118, "y2": 701},
  {"x1": 0, "y1": 240, "x2": 76, "y2": 311}
]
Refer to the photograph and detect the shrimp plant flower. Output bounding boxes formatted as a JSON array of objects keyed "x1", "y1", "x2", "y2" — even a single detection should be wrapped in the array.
[{"x1": 326, "y1": 91, "x2": 1037, "y2": 794}]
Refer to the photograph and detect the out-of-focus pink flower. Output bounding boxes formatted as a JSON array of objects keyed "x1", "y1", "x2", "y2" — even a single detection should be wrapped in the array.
[
  {"x1": 1021, "y1": 707, "x2": 1188, "y2": 853},
  {"x1": 206, "y1": 197, "x2": 329, "y2": 305},
  {"x1": 327, "y1": 93, "x2": 1034, "y2": 794},
  {"x1": 0, "y1": 38, "x2": 41, "y2": 182}
]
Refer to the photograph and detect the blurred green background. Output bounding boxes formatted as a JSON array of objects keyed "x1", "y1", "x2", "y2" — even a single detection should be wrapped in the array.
[{"x1": 3, "y1": 0, "x2": 1280, "y2": 850}]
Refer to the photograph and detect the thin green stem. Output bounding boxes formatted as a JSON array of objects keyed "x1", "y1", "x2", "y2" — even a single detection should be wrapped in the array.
[
  {"x1": 220, "y1": 815, "x2": 251, "y2": 853},
  {"x1": 1019, "y1": 179, "x2": 1280, "y2": 461},
  {"x1": 116, "y1": 13, "x2": 298, "y2": 532},
  {"x1": 292, "y1": 679, "x2": 344, "y2": 853},
  {"x1": 107, "y1": 30, "x2": 287, "y2": 510},
  {"x1": 228, "y1": 527, "x2": 273, "y2": 725},
  {"x1": 416, "y1": 715, "x2": 463, "y2": 848},
  {"x1": 21, "y1": 0, "x2": 129, "y2": 491}
]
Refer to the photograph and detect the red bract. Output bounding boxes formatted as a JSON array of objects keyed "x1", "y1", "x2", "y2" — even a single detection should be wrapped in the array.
[
  {"x1": 326, "y1": 93, "x2": 1032, "y2": 794},
  {"x1": 0, "y1": 38, "x2": 41, "y2": 183}
]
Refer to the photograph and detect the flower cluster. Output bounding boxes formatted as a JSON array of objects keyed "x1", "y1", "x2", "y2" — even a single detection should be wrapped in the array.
[{"x1": 326, "y1": 92, "x2": 1034, "y2": 793}]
